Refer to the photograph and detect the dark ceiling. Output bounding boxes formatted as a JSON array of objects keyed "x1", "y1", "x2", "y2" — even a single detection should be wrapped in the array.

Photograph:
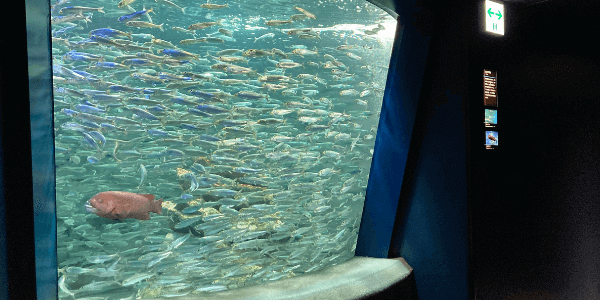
[
  {"x1": 369, "y1": 0, "x2": 558, "y2": 19},
  {"x1": 501, "y1": 0, "x2": 550, "y2": 4}
]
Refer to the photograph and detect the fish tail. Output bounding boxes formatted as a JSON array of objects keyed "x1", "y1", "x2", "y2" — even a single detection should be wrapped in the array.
[
  {"x1": 127, "y1": 31, "x2": 133, "y2": 40},
  {"x1": 159, "y1": 23, "x2": 164, "y2": 32},
  {"x1": 153, "y1": 198, "x2": 163, "y2": 214},
  {"x1": 98, "y1": 7, "x2": 105, "y2": 13},
  {"x1": 181, "y1": 7, "x2": 186, "y2": 14}
]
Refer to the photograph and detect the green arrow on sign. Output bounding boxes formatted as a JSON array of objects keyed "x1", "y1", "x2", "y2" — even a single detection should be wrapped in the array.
[{"x1": 487, "y1": 8, "x2": 502, "y2": 20}]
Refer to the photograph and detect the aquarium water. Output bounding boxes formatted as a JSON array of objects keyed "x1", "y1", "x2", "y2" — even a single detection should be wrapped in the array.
[{"x1": 51, "y1": 0, "x2": 398, "y2": 298}]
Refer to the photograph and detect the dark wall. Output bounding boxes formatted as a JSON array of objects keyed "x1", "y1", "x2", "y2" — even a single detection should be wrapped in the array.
[
  {"x1": 0, "y1": 0, "x2": 38, "y2": 298},
  {"x1": 470, "y1": 1, "x2": 600, "y2": 299},
  {"x1": 388, "y1": 1, "x2": 470, "y2": 299}
]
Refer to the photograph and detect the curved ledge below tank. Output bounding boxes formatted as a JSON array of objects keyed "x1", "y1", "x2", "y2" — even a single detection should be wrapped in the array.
[{"x1": 146, "y1": 256, "x2": 415, "y2": 300}]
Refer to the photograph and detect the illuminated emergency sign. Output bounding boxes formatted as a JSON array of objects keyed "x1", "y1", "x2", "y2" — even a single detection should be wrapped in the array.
[{"x1": 485, "y1": 0, "x2": 504, "y2": 35}]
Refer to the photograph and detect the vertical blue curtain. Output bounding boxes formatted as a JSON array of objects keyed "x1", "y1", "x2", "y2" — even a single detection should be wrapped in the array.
[
  {"x1": 26, "y1": 0, "x2": 57, "y2": 298},
  {"x1": 356, "y1": 0, "x2": 433, "y2": 258}
]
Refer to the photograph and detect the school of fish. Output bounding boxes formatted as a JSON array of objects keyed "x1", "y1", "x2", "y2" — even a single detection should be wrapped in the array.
[{"x1": 51, "y1": 0, "x2": 396, "y2": 298}]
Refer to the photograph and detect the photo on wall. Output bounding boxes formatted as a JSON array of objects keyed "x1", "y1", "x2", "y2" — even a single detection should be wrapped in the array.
[
  {"x1": 484, "y1": 109, "x2": 497, "y2": 126},
  {"x1": 485, "y1": 131, "x2": 498, "y2": 148}
]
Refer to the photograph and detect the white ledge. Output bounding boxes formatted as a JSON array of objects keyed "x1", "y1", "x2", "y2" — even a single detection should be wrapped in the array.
[{"x1": 149, "y1": 256, "x2": 412, "y2": 300}]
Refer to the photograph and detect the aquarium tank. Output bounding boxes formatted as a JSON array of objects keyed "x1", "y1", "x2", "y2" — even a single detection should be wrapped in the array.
[{"x1": 51, "y1": 0, "x2": 399, "y2": 297}]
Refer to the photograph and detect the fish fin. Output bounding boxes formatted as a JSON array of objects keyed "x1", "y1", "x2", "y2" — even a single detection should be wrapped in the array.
[
  {"x1": 153, "y1": 198, "x2": 163, "y2": 214},
  {"x1": 141, "y1": 194, "x2": 156, "y2": 200}
]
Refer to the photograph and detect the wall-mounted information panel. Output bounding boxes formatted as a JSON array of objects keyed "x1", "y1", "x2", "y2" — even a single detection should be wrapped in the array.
[
  {"x1": 484, "y1": 69, "x2": 498, "y2": 106},
  {"x1": 484, "y1": 69, "x2": 498, "y2": 149}
]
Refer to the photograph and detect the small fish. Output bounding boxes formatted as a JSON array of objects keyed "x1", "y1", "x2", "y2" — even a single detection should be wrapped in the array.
[
  {"x1": 159, "y1": 48, "x2": 200, "y2": 60},
  {"x1": 87, "y1": 156, "x2": 100, "y2": 163},
  {"x1": 205, "y1": 37, "x2": 225, "y2": 43},
  {"x1": 294, "y1": 6, "x2": 316, "y2": 19},
  {"x1": 200, "y1": 3, "x2": 229, "y2": 9},
  {"x1": 218, "y1": 28, "x2": 233, "y2": 36},
  {"x1": 118, "y1": 7, "x2": 154, "y2": 22},
  {"x1": 346, "y1": 52, "x2": 362, "y2": 60},
  {"x1": 89, "y1": 28, "x2": 132, "y2": 40},
  {"x1": 296, "y1": 33, "x2": 319, "y2": 40},
  {"x1": 167, "y1": 232, "x2": 191, "y2": 250},
  {"x1": 59, "y1": 6, "x2": 105, "y2": 15},
  {"x1": 87, "y1": 253, "x2": 119, "y2": 264},
  {"x1": 180, "y1": 38, "x2": 207, "y2": 45},
  {"x1": 265, "y1": 20, "x2": 291, "y2": 26},
  {"x1": 58, "y1": 276, "x2": 75, "y2": 297},
  {"x1": 138, "y1": 164, "x2": 147, "y2": 189},
  {"x1": 126, "y1": 21, "x2": 164, "y2": 31},
  {"x1": 242, "y1": 49, "x2": 273, "y2": 57},
  {"x1": 292, "y1": 48, "x2": 318, "y2": 56},
  {"x1": 340, "y1": 89, "x2": 359, "y2": 96},
  {"x1": 172, "y1": 26, "x2": 195, "y2": 34},
  {"x1": 254, "y1": 33, "x2": 275, "y2": 43},
  {"x1": 122, "y1": 272, "x2": 156, "y2": 287},
  {"x1": 118, "y1": 0, "x2": 136, "y2": 8},
  {"x1": 51, "y1": 13, "x2": 92, "y2": 25},
  {"x1": 216, "y1": 49, "x2": 242, "y2": 55},
  {"x1": 289, "y1": 14, "x2": 310, "y2": 22},
  {"x1": 155, "y1": 0, "x2": 186, "y2": 13},
  {"x1": 276, "y1": 61, "x2": 302, "y2": 69},
  {"x1": 188, "y1": 20, "x2": 222, "y2": 30}
]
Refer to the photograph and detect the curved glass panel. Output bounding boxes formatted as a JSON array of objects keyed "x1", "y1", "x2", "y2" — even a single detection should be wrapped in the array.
[{"x1": 51, "y1": 0, "x2": 398, "y2": 298}]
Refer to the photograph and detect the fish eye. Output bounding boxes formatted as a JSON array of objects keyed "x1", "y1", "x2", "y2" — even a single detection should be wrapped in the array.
[{"x1": 97, "y1": 198, "x2": 102, "y2": 203}]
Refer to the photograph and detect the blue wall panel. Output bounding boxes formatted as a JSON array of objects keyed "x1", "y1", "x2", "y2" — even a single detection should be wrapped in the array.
[
  {"x1": 356, "y1": 0, "x2": 434, "y2": 258},
  {"x1": 26, "y1": 0, "x2": 57, "y2": 298},
  {"x1": 389, "y1": 2, "x2": 470, "y2": 299}
]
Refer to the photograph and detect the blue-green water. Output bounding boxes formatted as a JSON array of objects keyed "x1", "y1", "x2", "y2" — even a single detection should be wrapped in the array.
[{"x1": 52, "y1": 0, "x2": 397, "y2": 298}]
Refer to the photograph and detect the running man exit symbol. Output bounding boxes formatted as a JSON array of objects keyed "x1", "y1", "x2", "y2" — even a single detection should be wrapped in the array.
[{"x1": 485, "y1": 0, "x2": 504, "y2": 35}]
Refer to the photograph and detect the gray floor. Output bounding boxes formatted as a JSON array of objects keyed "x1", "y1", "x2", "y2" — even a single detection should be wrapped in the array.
[{"x1": 148, "y1": 256, "x2": 412, "y2": 300}]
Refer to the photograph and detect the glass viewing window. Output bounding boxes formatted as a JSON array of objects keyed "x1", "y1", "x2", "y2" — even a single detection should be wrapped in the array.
[{"x1": 51, "y1": 0, "x2": 399, "y2": 297}]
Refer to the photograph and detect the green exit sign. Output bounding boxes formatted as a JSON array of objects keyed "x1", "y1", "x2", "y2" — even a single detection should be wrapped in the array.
[{"x1": 485, "y1": 0, "x2": 504, "y2": 35}]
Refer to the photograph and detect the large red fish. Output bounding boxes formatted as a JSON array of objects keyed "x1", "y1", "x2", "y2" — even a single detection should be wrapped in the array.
[{"x1": 85, "y1": 191, "x2": 163, "y2": 220}]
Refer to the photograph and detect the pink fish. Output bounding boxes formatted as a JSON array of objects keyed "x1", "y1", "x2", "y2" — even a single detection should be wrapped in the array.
[{"x1": 85, "y1": 191, "x2": 163, "y2": 220}]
